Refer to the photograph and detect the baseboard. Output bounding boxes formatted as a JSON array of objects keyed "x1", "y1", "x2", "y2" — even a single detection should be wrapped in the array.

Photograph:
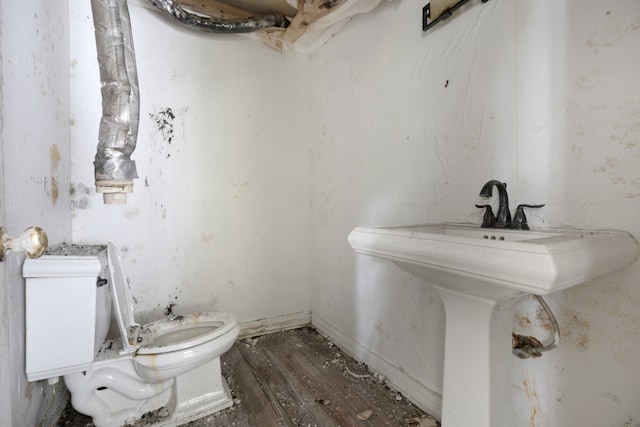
[
  {"x1": 238, "y1": 310, "x2": 311, "y2": 339},
  {"x1": 311, "y1": 312, "x2": 443, "y2": 421}
]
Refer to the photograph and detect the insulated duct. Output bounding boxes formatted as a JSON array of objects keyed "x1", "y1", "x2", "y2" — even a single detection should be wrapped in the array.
[
  {"x1": 90, "y1": 0, "x2": 287, "y2": 205},
  {"x1": 147, "y1": 0, "x2": 289, "y2": 33},
  {"x1": 91, "y1": 0, "x2": 140, "y2": 205}
]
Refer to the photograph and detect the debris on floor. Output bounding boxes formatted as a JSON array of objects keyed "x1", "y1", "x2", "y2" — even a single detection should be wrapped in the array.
[
  {"x1": 357, "y1": 408, "x2": 374, "y2": 420},
  {"x1": 57, "y1": 327, "x2": 441, "y2": 427},
  {"x1": 406, "y1": 415, "x2": 440, "y2": 427}
]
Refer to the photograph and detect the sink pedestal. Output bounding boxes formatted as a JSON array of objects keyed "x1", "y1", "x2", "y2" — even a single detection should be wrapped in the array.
[{"x1": 434, "y1": 286, "x2": 515, "y2": 427}]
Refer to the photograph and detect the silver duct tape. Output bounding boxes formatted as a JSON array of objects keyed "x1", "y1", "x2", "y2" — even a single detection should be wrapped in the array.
[
  {"x1": 94, "y1": 158, "x2": 139, "y2": 181},
  {"x1": 92, "y1": 0, "x2": 139, "y2": 183},
  {"x1": 147, "y1": 0, "x2": 289, "y2": 33}
]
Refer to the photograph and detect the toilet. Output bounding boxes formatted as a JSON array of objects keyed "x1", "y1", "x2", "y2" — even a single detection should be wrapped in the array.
[{"x1": 24, "y1": 243, "x2": 240, "y2": 427}]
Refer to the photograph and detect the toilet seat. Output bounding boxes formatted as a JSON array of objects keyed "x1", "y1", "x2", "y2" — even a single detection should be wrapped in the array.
[
  {"x1": 106, "y1": 243, "x2": 235, "y2": 356},
  {"x1": 136, "y1": 312, "x2": 237, "y2": 355}
]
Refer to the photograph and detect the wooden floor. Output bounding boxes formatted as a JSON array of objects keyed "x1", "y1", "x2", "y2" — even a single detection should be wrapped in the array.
[{"x1": 58, "y1": 327, "x2": 438, "y2": 427}]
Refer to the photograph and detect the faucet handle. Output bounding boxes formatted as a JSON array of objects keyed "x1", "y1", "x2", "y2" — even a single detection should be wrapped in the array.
[
  {"x1": 475, "y1": 204, "x2": 497, "y2": 228},
  {"x1": 511, "y1": 204, "x2": 545, "y2": 230}
]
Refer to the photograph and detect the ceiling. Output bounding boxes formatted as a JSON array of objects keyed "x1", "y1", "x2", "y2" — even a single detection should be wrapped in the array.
[
  {"x1": 171, "y1": 0, "x2": 389, "y2": 54},
  {"x1": 221, "y1": 0, "x2": 298, "y2": 16}
]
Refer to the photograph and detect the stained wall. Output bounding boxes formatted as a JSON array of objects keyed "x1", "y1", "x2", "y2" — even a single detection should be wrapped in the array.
[
  {"x1": 0, "y1": 0, "x2": 72, "y2": 424},
  {"x1": 309, "y1": 0, "x2": 640, "y2": 425},
  {"x1": 69, "y1": 1, "x2": 312, "y2": 327}
]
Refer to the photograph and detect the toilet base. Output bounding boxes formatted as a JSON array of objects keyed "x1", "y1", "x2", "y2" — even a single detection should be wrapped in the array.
[
  {"x1": 153, "y1": 356, "x2": 234, "y2": 426},
  {"x1": 64, "y1": 355, "x2": 233, "y2": 427}
]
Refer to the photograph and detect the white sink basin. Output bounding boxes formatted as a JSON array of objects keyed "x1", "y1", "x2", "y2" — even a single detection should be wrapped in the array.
[{"x1": 348, "y1": 222, "x2": 640, "y2": 300}]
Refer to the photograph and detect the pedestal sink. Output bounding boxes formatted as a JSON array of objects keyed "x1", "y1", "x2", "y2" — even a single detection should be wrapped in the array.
[{"x1": 348, "y1": 223, "x2": 639, "y2": 427}]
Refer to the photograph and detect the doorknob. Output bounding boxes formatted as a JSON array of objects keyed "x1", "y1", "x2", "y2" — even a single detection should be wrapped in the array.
[{"x1": 0, "y1": 226, "x2": 48, "y2": 261}]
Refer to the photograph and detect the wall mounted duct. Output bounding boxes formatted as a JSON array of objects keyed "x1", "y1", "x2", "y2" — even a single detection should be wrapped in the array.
[
  {"x1": 146, "y1": 0, "x2": 289, "y2": 33},
  {"x1": 91, "y1": 0, "x2": 140, "y2": 205},
  {"x1": 90, "y1": 0, "x2": 288, "y2": 205}
]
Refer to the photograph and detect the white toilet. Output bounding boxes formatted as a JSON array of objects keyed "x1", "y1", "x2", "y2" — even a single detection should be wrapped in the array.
[{"x1": 24, "y1": 243, "x2": 240, "y2": 427}]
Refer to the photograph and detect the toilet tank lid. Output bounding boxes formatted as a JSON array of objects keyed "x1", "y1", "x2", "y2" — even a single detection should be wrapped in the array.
[
  {"x1": 107, "y1": 242, "x2": 139, "y2": 354},
  {"x1": 23, "y1": 244, "x2": 106, "y2": 278}
]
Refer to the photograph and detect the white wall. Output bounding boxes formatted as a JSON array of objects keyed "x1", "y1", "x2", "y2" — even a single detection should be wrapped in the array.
[
  {"x1": 310, "y1": 0, "x2": 640, "y2": 425},
  {"x1": 0, "y1": 0, "x2": 72, "y2": 424},
  {"x1": 69, "y1": 1, "x2": 312, "y2": 326}
]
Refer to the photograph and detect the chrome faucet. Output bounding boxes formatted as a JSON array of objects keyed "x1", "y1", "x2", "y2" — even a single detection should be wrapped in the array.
[{"x1": 478, "y1": 180, "x2": 511, "y2": 228}]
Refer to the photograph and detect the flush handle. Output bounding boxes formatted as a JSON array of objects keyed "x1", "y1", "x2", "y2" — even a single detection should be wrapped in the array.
[
  {"x1": 96, "y1": 277, "x2": 108, "y2": 287},
  {"x1": 0, "y1": 226, "x2": 48, "y2": 261}
]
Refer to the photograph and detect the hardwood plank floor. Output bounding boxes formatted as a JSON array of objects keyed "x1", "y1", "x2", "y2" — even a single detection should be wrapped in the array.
[{"x1": 57, "y1": 327, "x2": 439, "y2": 427}]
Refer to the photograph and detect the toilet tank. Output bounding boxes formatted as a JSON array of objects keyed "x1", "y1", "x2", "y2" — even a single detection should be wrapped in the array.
[{"x1": 23, "y1": 244, "x2": 110, "y2": 382}]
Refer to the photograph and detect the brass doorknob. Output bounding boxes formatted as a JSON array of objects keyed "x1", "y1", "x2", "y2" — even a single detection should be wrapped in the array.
[{"x1": 0, "y1": 226, "x2": 48, "y2": 261}]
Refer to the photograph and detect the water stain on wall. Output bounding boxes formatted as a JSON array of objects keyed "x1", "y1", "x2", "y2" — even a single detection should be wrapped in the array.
[
  {"x1": 536, "y1": 305, "x2": 554, "y2": 332},
  {"x1": 231, "y1": 178, "x2": 254, "y2": 199},
  {"x1": 603, "y1": 391, "x2": 621, "y2": 404},
  {"x1": 568, "y1": 143, "x2": 584, "y2": 161},
  {"x1": 49, "y1": 144, "x2": 61, "y2": 171},
  {"x1": 515, "y1": 376, "x2": 544, "y2": 427},
  {"x1": 593, "y1": 156, "x2": 640, "y2": 198},
  {"x1": 611, "y1": 100, "x2": 640, "y2": 149},
  {"x1": 527, "y1": 379, "x2": 542, "y2": 426},
  {"x1": 24, "y1": 381, "x2": 33, "y2": 400},
  {"x1": 561, "y1": 311, "x2": 590, "y2": 349},
  {"x1": 623, "y1": 416, "x2": 640, "y2": 427},
  {"x1": 514, "y1": 297, "x2": 555, "y2": 339},
  {"x1": 575, "y1": 68, "x2": 610, "y2": 90},
  {"x1": 71, "y1": 183, "x2": 92, "y2": 212},
  {"x1": 49, "y1": 144, "x2": 61, "y2": 205},
  {"x1": 210, "y1": 295, "x2": 221, "y2": 309},
  {"x1": 124, "y1": 208, "x2": 140, "y2": 220},
  {"x1": 50, "y1": 177, "x2": 59, "y2": 205},
  {"x1": 70, "y1": 58, "x2": 78, "y2": 78},
  {"x1": 585, "y1": 10, "x2": 640, "y2": 53},
  {"x1": 516, "y1": 313, "x2": 532, "y2": 329}
]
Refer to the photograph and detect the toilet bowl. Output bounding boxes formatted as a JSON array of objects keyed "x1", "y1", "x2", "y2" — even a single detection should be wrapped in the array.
[{"x1": 24, "y1": 243, "x2": 240, "y2": 427}]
